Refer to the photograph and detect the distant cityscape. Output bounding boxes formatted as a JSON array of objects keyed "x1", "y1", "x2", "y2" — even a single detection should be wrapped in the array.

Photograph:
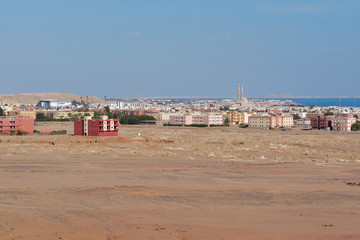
[{"x1": 0, "y1": 84, "x2": 360, "y2": 135}]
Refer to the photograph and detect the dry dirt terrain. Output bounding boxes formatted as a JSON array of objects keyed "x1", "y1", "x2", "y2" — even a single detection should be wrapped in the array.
[{"x1": 1, "y1": 123, "x2": 360, "y2": 240}]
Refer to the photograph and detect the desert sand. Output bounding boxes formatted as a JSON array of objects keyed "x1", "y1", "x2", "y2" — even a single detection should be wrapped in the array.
[{"x1": 1, "y1": 123, "x2": 360, "y2": 239}]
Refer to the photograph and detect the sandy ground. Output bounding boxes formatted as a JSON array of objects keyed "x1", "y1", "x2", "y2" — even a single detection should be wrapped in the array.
[{"x1": 1, "y1": 123, "x2": 360, "y2": 239}]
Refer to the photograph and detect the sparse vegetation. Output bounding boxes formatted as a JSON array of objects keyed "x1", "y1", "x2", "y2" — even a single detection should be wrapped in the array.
[
  {"x1": 50, "y1": 130, "x2": 67, "y2": 135},
  {"x1": 292, "y1": 114, "x2": 301, "y2": 120},
  {"x1": 118, "y1": 115, "x2": 156, "y2": 125},
  {"x1": 17, "y1": 130, "x2": 28, "y2": 135},
  {"x1": 0, "y1": 107, "x2": 5, "y2": 116},
  {"x1": 36, "y1": 113, "x2": 70, "y2": 121},
  {"x1": 223, "y1": 116, "x2": 230, "y2": 125},
  {"x1": 163, "y1": 123, "x2": 183, "y2": 127},
  {"x1": 324, "y1": 112, "x2": 334, "y2": 116},
  {"x1": 186, "y1": 124, "x2": 208, "y2": 127},
  {"x1": 351, "y1": 122, "x2": 360, "y2": 131}
]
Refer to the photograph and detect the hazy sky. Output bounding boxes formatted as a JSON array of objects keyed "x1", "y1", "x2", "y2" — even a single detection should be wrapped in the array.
[{"x1": 1, "y1": 0, "x2": 359, "y2": 97}]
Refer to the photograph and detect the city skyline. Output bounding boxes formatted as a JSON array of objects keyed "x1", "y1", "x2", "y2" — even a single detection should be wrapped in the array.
[{"x1": 1, "y1": 0, "x2": 359, "y2": 97}]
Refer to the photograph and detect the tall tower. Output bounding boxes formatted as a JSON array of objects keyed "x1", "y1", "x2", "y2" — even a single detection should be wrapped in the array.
[
  {"x1": 241, "y1": 83, "x2": 244, "y2": 100},
  {"x1": 237, "y1": 84, "x2": 240, "y2": 104},
  {"x1": 240, "y1": 83, "x2": 248, "y2": 106}
]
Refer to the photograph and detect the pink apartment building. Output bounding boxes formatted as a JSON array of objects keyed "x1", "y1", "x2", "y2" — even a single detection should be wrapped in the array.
[
  {"x1": 169, "y1": 114, "x2": 223, "y2": 125},
  {"x1": 331, "y1": 117, "x2": 356, "y2": 131}
]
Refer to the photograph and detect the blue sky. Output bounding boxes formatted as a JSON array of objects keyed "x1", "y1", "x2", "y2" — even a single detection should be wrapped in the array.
[{"x1": 0, "y1": 0, "x2": 359, "y2": 97}]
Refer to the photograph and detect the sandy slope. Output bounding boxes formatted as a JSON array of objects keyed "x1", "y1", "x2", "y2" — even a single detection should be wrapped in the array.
[
  {"x1": 0, "y1": 93, "x2": 105, "y2": 105},
  {"x1": 0, "y1": 125, "x2": 360, "y2": 239}
]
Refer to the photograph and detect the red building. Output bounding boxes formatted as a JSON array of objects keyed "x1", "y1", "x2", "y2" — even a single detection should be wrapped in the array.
[
  {"x1": 0, "y1": 116, "x2": 34, "y2": 135},
  {"x1": 74, "y1": 116, "x2": 119, "y2": 136},
  {"x1": 310, "y1": 116, "x2": 333, "y2": 130}
]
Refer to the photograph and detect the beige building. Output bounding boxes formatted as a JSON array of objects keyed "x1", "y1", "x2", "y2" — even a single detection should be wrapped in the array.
[
  {"x1": 281, "y1": 116, "x2": 294, "y2": 127},
  {"x1": 53, "y1": 111, "x2": 94, "y2": 119},
  {"x1": 249, "y1": 115, "x2": 294, "y2": 128},
  {"x1": 227, "y1": 112, "x2": 254, "y2": 125},
  {"x1": 7, "y1": 110, "x2": 37, "y2": 119},
  {"x1": 248, "y1": 116, "x2": 273, "y2": 128}
]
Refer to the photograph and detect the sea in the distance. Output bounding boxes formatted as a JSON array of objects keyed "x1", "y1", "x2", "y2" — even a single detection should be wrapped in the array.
[{"x1": 254, "y1": 98, "x2": 360, "y2": 107}]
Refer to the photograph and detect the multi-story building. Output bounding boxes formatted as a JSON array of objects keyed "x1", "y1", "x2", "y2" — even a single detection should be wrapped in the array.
[
  {"x1": 169, "y1": 114, "x2": 224, "y2": 125},
  {"x1": 7, "y1": 110, "x2": 37, "y2": 119},
  {"x1": 248, "y1": 116, "x2": 273, "y2": 128},
  {"x1": 310, "y1": 116, "x2": 333, "y2": 130},
  {"x1": 0, "y1": 116, "x2": 34, "y2": 135},
  {"x1": 227, "y1": 112, "x2": 251, "y2": 125},
  {"x1": 205, "y1": 114, "x2": 224, "y2": 125},
  {"x1": 169, "y1": 115, "x2": 193, "y2": 125},
  {"x1": 281, "y1": 116, "x2": 294, "y2": 128},
  {"x1": 248, "y1": 115, "x2": 294, "y2": 128},
  {"x1": 309, "y1": 114, "x2": 356, "y2": 131},
  {"x1": 74, "y1": 116, "x2": 119, "y2": 136},
  {"x1": 332, "y1": 117, "x2": 356, "y2": 132}
]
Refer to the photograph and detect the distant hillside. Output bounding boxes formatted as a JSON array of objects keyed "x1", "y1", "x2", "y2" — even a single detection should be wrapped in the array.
[
  {"x1": 0, "y1": 93, "x2": 105, "y2": 105},
  {"x1": 263, "y1": 94, "x2": 298, "y2": 98}
]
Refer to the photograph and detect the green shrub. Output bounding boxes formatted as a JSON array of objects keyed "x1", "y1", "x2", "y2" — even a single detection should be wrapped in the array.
[
  {"x1": 50, "y1": 130, "x2": 67, "y2": 135},
  {"x1": 352, "y1": 122, "x2": 360, "y2": 131},
  {"x1": 186, "y1": 124, "x2": 208, "y2": 128},
  {"x1": 17, "y1": 130, "x2": 28, "y2": 135},
  {"x1": 163, "y1": 123, "x2": 183, "y2": 127}
]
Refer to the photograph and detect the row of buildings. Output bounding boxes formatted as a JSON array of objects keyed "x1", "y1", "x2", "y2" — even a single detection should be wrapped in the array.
[
  {"x1": 167, "y1": 111, "x2": 357, "y2": 131},
  {"x1": 169, "y1": 112, "x2": 295, "y2": 128},
  {"x1": 0, "y1": 115, "x2": 120, "y2": 136}
]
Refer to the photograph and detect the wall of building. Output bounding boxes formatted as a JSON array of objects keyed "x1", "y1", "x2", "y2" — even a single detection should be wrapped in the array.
[{"x1": 0, "y1": 116, "x2": 34, "y2": 134}]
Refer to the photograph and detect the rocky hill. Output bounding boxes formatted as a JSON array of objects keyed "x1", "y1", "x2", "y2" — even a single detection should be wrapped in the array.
[{"x1": 0, "y1": 93, "x2": 105, "y2": 105}]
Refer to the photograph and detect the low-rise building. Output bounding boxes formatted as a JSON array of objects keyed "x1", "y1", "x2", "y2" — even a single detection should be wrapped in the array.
[{"x1": 0, "y1": 116, "x2": 34, "y2": 135}]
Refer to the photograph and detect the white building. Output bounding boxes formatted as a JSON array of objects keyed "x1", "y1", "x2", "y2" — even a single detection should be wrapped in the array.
[{"x1": 38, "y1": 100, "x2": 72, "y2": 108}]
